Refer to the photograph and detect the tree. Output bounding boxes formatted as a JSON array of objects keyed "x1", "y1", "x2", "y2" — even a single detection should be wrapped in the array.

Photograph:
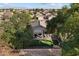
[
  {"x1": 1, "y1": 12, "x2": 33, "y2": 49},
  {"x1": 70, "y1": 3, "x2": 79, "y2": 12},
  {"x1": 46, "y1": 6, "x2": 69, "y2": 34},
  {"x1": 46, "y1": 3, "x2": 79, "y2": 55},
  {"x1": 62, "y1": 4, "x2": 79, "y2": 56},
  {"x1": 10, "y1": 12, "x2": 31, "y2": 29},
  {"x1": 11, "y1": 24, "x2": 33, "y2": 49}
]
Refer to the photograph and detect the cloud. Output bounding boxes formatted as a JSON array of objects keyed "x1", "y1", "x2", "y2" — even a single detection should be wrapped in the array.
[
  {"x1": 0, "y1": 4, "x2": 4, "y2": 7},
  {"x1": 0, "y1": 3, "x2": 19, "y2": 8},
  {"x1": 0, "y1": 3, "x2": 70, "y2": 9},
  {"x1": 0, "y1": 5, "x2": 3, "y2": 7},
  {"x1": 50, "y1": 3, "x2": 57, "y2": 6},
  {"x1": 49, "y1": 3, "x2": 70, "y2": 9},
  {"x1": 0, "y1": 3, "x2": 10, "y2": 8}
]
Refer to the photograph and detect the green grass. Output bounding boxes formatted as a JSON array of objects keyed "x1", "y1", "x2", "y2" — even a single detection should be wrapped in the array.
[
  {"x1": 29, "y1": 39, "x2": 53, "y2": 47},
  {"x1": 41, "y1": 39, "x2": 53, "y2": 46}
]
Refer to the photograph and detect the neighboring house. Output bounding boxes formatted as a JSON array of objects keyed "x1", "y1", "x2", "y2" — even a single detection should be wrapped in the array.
[
  {"x1": 29, "y1": 9, "x2": 57, "y2": 39},
  {"x1": 30, "y1": 19, "x2": 52, "y2": 40},
  {"x1": 38, "y1": 15, "x2": 47, "y2": 28},
  {"x1": 0, "y1": 10, "x2": 14, "y2": 23},
  {"x1": 3, "y1": 10, "x2": 13, "y2": 21},
  {"x1": 30, "y1": 20, "x2": 46, "y2": 39}
]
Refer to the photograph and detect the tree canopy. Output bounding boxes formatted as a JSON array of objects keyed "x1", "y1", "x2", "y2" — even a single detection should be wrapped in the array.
[{"x1": 46, "y1": 3, "x2": 79, "y2": 55}]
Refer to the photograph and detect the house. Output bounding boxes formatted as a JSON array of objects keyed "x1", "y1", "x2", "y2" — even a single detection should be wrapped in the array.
[
  {"x1": 30, "y1": 9, "x2": 57, "y2": 40},
  {"x1": 30, "y1": 19, "x2": 46, "y2": 39},
  {"x1": 38, "y1": 15, "x2": 47, "y2": 28},
  {"x1": 2, "y1": 10, "x2": 13, "y2": 22}
]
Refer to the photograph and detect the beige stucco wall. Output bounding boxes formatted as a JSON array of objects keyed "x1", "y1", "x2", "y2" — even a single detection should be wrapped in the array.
[{"x1": 30, "y1": 20, "x2": 40, "y2": 27}]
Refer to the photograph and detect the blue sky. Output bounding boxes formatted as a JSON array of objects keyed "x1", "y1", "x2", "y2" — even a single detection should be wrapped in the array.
[{"x1": 0, "y1": 3, "x2": 70, "y2": 9}]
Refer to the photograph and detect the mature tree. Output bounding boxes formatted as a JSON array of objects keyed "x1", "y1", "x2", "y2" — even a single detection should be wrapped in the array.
[
  {"x1": 70, "y1": 3, "x2": 79, "y2": 12},
  {"x1": 46, "y1": 3, "x2": 79, "y2": 55},
  {"x1": 46, "y1": 6, "x2": 69, "y2": 34},
  {"x1": 62, "y1": 12, "x2": 79, "y2": 55},
  {"x1": 62, "y1": 4, "x2": 79, "y2": 55},
  {"x1": 1, "y1": 12, "x2": 33, "y2": 49}
]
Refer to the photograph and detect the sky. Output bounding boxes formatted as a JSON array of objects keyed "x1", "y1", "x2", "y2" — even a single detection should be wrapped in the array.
[{"x1": 0, "y1": 3, "x2": 70, "y2": 9}]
